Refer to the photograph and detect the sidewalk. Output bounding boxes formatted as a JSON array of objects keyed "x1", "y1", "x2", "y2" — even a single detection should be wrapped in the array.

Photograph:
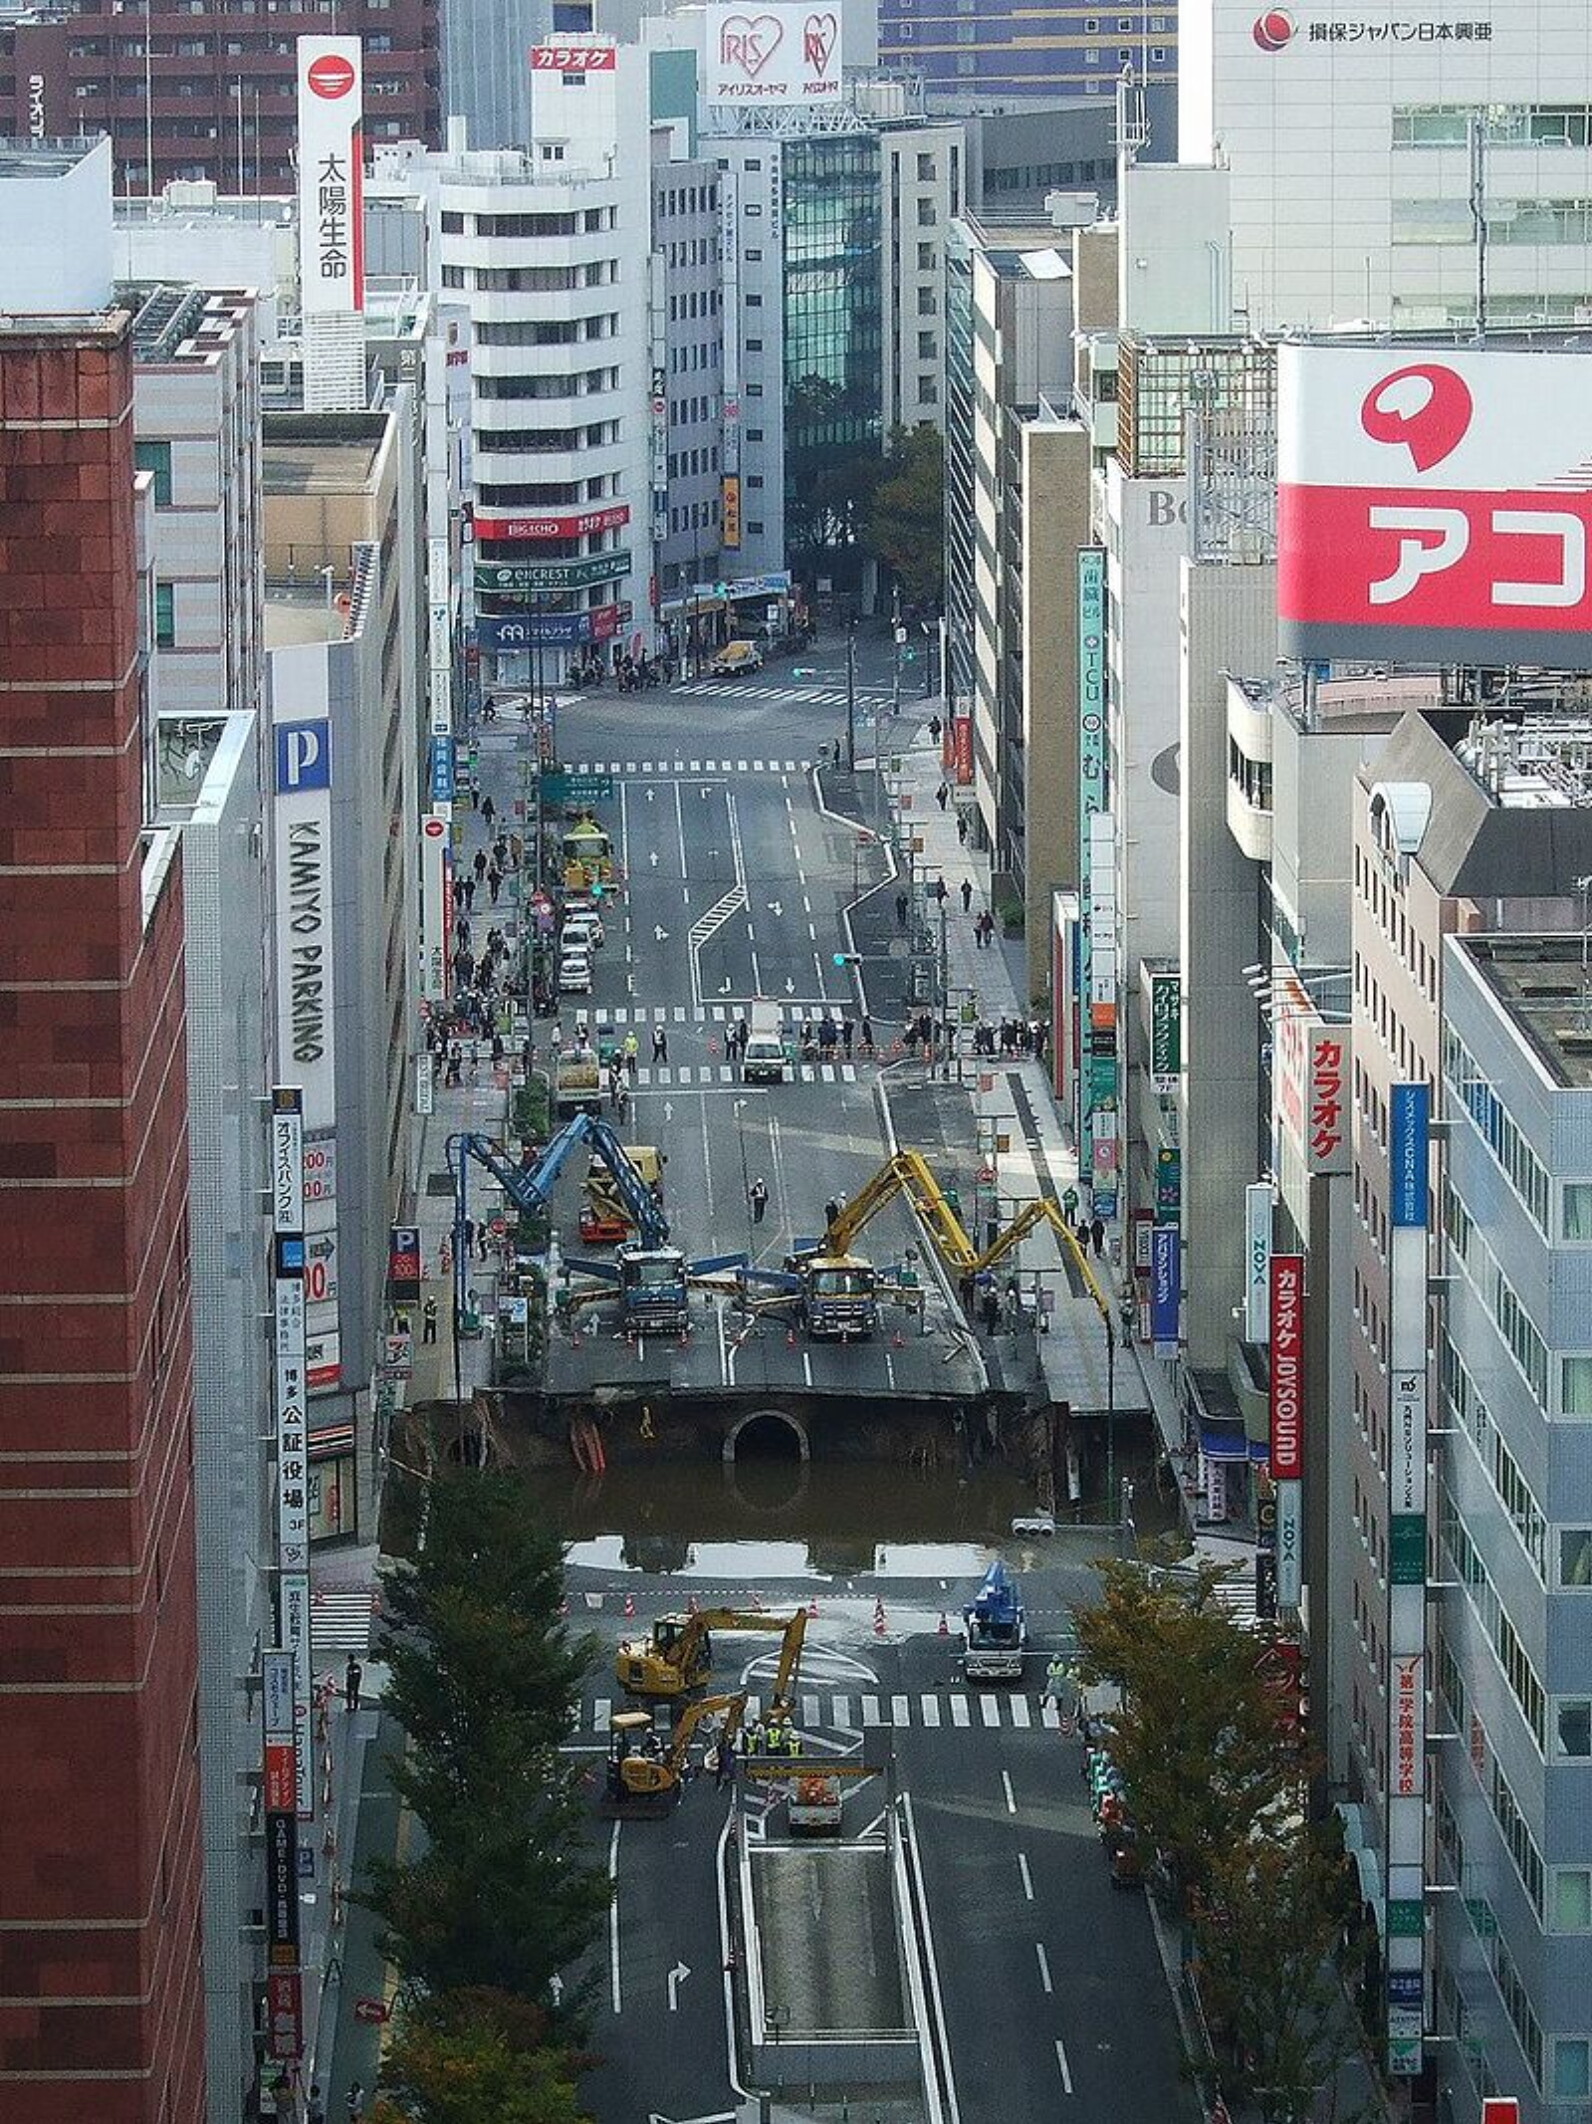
[{"x1": 302, "y1": 716, "x2": 536, "y2": 2120}]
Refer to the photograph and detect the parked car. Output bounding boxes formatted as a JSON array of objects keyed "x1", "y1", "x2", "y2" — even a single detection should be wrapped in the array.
[
  {"x1": 558, "y1": 948, "x2": 593, "y2": 995},
  {"x1": 562, "y1": 911, "x2": 605, "y2": 951},
  {"x1": 710, "y1": 638, "x2": 763, "y2": 676}
]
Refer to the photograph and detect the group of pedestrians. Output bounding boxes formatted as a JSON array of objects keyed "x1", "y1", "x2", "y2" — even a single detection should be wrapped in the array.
[{"x1": 971, "y1": 1017, "x2": 1048, "y2": 1063}]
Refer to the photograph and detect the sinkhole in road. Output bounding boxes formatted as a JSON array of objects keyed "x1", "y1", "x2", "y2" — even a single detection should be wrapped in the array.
[{"x1": 727, "y1": 1408, "x2": 807, "y2": 1463}]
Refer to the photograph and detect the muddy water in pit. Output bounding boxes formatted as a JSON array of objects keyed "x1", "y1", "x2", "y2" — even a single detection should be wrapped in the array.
[{"x1": 542, "y1": 1433, "x2": 1177, "y2": 1577}]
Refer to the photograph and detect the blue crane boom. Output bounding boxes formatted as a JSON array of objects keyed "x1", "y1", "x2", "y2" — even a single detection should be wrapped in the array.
[{"x1": 448, "y1": 1114, "x2": 669, "y2": 1260}]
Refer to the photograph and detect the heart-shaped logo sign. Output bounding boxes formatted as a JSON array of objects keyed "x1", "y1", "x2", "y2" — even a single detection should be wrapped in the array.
[
  {"x1": 719, "y1": 12, "x2": 785, "y2": 78},
  {"x1": 803, "y1": 11, "x2": 838, "y2": 71}
]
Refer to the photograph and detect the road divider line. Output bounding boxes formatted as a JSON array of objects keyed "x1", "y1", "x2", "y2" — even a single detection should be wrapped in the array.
[
  {"x1": 1001, "y1": 1770, "x2": 1016, "y2": 1814},
  {"x1": 1036, "y1": 1943, "x2": 1053, "y2": 1995},
  {"x1": 1018, "y1": 1852, "x2": 1034, "y2": 1901},
  {"x1": 1055, "y1": 2036, "x2": 1074, "y2": 2095}
]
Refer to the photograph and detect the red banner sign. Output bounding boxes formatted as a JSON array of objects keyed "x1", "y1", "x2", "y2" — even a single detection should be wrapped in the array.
[
  {"x1": 474, "y1": 504, "x2": 630, "y2": 542},
  {"x1": 531, "y1": 41, "x2": 616, "y2": 68},
  {"x1": 264, "y1": 1741, "x2": 297, "y2": 1816},
  {"x1": 266, "y1": 1970, "x2": 303, "y2": 2061},
  {"x1": 1268, "y1": 1254, "x2": 1304, "y2": 1481},
  {"x1": 952, "y1": 716, "x2": 974, "y2": 786}
]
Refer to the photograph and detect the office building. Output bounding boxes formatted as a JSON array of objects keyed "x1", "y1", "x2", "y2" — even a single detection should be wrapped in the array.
[
  {"x1": 1433, "y1": 927, "x2": 1592, "y2": 2124},
  {"x1": 1179, "y1": 0, "x2": 1592, "y2": 330},
  {"x1": 377, "y1": 40, "x2": 655, "y2": 677},
  {"x1": 1349, "y1": 713, "x2": 1592, "y2": 2120},
  {"x1": 262, "y1": 404, "x2": 424, "y2": 1532},
  {"x1": 0, "y1": 155, "x2": 206, "y2": 2120},
  {"x1": 879, "y1": 0, "x2": 1177, "y2": 107},
  {"x1": 1, "y1": 0, "x2": 440, "y2": 196},
  {"x1": 879, "y1": 119, "x2": 963, "y2": 435},
  {"x1": 651, "y1": 127, "x2": 725, "y2": 605}
]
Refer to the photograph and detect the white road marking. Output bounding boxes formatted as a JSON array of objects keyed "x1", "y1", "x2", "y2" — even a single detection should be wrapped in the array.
[
  {"x1": 861, "y1": 1694, "x2": 883, "y2": 1727},
  {"x1": 920, "y1": 1695, "x2": 941, "y2": 1727},
  {"x1": 1036, "y1": 1942, "x2": 1053, "y2": 1995},
  {"x1": 1001, "y1": 1770, "x2": 1016, "y2": 1814},
  {"x1": 891, "y1": 1694, "x2": 910, "y2": 1725},
  {"x1": 1055, "y1": 2037, "x2": 1073, "y2": 2096},
  {"x1": 981, "y1": 1695, "x2": 1002, "y2": 1728},
  {"x1": 949, "y1": 1696, "x2": 970, "y2": 1728},
  {"x1": 608, "y1": 1820, "x2": 623, "y2": 2013},
  {"x1": 1010, "y1": 1696, "x2": 1032, "y2": 1729},
  {"x1": 1017, "y1": 1851, "x2": 1034, "y2": 1900}
]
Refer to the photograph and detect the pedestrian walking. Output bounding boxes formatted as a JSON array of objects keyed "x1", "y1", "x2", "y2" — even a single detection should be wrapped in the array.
[
  {"x1": 960, "y1": 876, "x2": 973, "y2": 913},
  {"x1": 307, "y1": 2086, "x2": 327, "y2": 2124},
  {"x1": 958, "y1": 811, "x2": 969, "y2": 844},
  {"x1": 980, "y1": 1285, "x2": 1000, "y2": 1337},
  {"x1": 616, "y1": 1081, "x2": 630, "y2": 1125},
  {"x1": 623, "y1": 1031, "x2": 639, "y2": 1080},
  {"x1": 652, "y1": 1027, "x2": 669, "y2": 1065},
  {"x1": 473, "y1": 849, "x2": 487, "y2": 881},
  {"x1": 344, "y1": 1655, "x2": 363, "y2": 1714},
  {"x1": 936, "y1": 781, "x2": 949, "y2": 811},
  {"x1": 895, "y1": 891, "x2": 909, "y2": 930},
  {"x1": 478, "y1": 1223, "x2": 490, "y2": 1261},
  {"x1": 749, "y1": 1177, "x2": 769, "y2": 1224},
  {"x1": 929, "y1": 714, "x2": 942, "y2": 741},
  {"x1": 860, "y1": 1014, "x2": 873, "y2": 1054},
  {"x1": 1044, "y1": 1654, "x2": 1068, "y2": 1705},
  {"x1": 346, "y1": 2085, "x2": 365, "y2": 2122},
  {"x1": 933, "y1": 877, "x2": 947, "y2": 905},
  {"x1": 422, "y1": 1294, "x2": 438, "y2": 1345},
  {"x1": 481, "y1": 794, "x2": 495, "y2": 829},
  {"x1": 1090, "y1": 1215, "x2": 1106, "y2": 1258},
  {"x1": 841, "y1": 1018, "x2": 853, "y2": 1058},
  {"x1": 463, "y1": 1217, "x2": 476, "y2": 1257},
  {"x1": 715, "y1": 1734, "x2": 735, "y2": 1790}
]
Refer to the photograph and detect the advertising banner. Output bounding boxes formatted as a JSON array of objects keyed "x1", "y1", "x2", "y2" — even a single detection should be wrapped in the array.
[
  {"x1": 721, "y1": 474, "x2": 742, "y2": 550},
  {"x1": 474, "y1": 503, "x2": 629, "y2": 542},
  {"x1": 952, "y1": 716, "x2": 974, "y2": 786},
  {"x1": 1277, "y1": 1481, "x2": 1302, "y2": 1609},
  {"x1": 531, "y1": 39, "x2": 617, "y2": 68},
  {"x1": 1244, "y1": 1182, "x2": 1273, "y2": 1343},
  {"x1": 1275, "y1": 978, "x2": 1349, "y2": 1175},
  {"x1": 1390, "y1": 1080, "x2": 1430, "y2": 1227},
  {"x1": 420, "y1": 813, "x2": 449, "y2": 1001},
  {"x1": 476, "y1": 553, "x2": 630, "y2": 593},
  {"x1": 296, "y1": 37, "x2": 364, "y2": 316},
  {"x1": 478, "y1": 607, "x2": 628, "y2": 652},
  {"x1": 1149, "y1": 1226, "x2": 1180, "y2": 1358},
  {"x1": 273, "y1": 720, "x2": 336, "y2": 1130},
  {"x1": 1268, "y1": 1254, "x2": 1304, "y2": 1481},
  {"x1": 1150, "y1": 968, "x2": 1181, "y2": 1092},
  {"x1": 1279, "y1": 345, "x2": 1592, "y2": 670},
  {"x1": 429, "y1": 733, "x2": 455, "y2": 806},
  {"x1": 703, "y1": 4, "x2": 842, "y2": 104},
  {"x1": 265, "y1": 1970, "x2": 304, "y2": 2064},
  {"x1": 266, "y1": 1807, "x2": 301, "y2": 1964}
]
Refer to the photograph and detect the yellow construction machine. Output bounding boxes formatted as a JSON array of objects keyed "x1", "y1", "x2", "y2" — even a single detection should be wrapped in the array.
[
  {"x1": 605, "y1": 1692, "x2": 747, "y2": 1801},
  {"x1": 614, "y1": 1605, "x2": 808, "y2": 1707}
]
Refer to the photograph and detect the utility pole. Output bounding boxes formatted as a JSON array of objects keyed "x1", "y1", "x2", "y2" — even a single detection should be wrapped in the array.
[
  {"x1": 890, "y1": 581, "x2": 902, "y2": 721},
  {"x1": 845, "y1": 617, "x2": 857, "y2": 773}
]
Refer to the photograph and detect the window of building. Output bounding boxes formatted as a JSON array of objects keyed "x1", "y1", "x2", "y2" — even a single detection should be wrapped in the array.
[
  {"x1": 746, "y1": 427, "x2": 763, "y2": 441},
  {"x1": 747, "y1": 520, "x2": 764, "y2": 536},
  {"x1": 1086, "y1": 46, "x2": 1102, "y2": 63},
  {"x1": 154, "y1": 582, "x2": 175, "y2": 649},
  {"x1": 441, "y1": 264, "x2": 465, "y2": 289},
  {"x1": 1554, "y1": 1697, "x2": 1592, "y2": 1759},
  {"x1": 134, "y1": 439, "x2": 172, "y2": 506},
  {"x1": 745, "y1": 247, "x2": 762, "y2": 261},
  {"x1": 1151, "y1": 45, "x2": 1167, "y2": 61},
  {"x1": 1561, "y1": 1529, "x2": 1592, "y2": 1587},
  {"x1": 916, "y1": 152, "x2": 935, "y2": 181},
  {"x1": 1553, "y1": 1869, "x2": 1592, "y2": 1931},
  {"x1": 745, "y1": 203, "x2": 763, "y2": 217},
  {"x1": 917, "y1": 331, "x2": 937, "y2": 359},
  {"x1": 917, "y1": 198, "x2": 937, "y2": 225},
  {"x1": 1564, "y1": 1182, "x2": 1592, "y2": 1240},
  {"x1": 1555, "y1": 2040, "x2": 1592, "y2": 2100},
  {"x1": 1564, "y1": 1357, "x2": 1592, "y2": 1415},
  {"x1": 441, "y1": 209, "x2": 466, "y2": 233},
  {"x1": 918, "y1": 242, "x2": 935, "y2": 271}
]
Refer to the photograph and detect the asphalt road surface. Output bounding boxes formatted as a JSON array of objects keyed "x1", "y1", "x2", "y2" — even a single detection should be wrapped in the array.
[{"x1": 570, "y1": 1560, "x2": 1200, "y2": 2124}]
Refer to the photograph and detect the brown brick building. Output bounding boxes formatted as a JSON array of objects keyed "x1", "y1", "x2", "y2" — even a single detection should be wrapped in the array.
[
  {"x1": 1, "y1": 0, "x2": 440, "y2": 195},
  {"x1": 0, "y1": 313, "x2": 206, "y2": 2122}
]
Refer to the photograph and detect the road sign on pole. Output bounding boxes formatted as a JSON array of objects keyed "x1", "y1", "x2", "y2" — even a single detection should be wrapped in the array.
[{"x1": 541, "y1": 771, "x2": 614, "y2": 805}]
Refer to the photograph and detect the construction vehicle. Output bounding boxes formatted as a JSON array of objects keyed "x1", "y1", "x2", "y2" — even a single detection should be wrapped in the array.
[
  {"x1": 579, "y1": 1145, "x2": 665, "y2": 1243},
  {"x1": 605, "y1": 1692, "x2": 746, "y2": 1802},
  {"x1": 448, "y1": 1117, "x2": 689, "y2": 1332},
  {"x1": 741, "y1": 1752, "x2": 880, "y2": 1836},
  {"x1": 561, "y1": 817, "x2": 614, "y2": 892},
  {"x1": 615, "y1": 1605, "x2": 808, "y2": 1705},
  {"x1": 962, "y1": 1558, "x2": 1028, "y2": 1681},
  {"x1": 553, "y1": 1042, "x2": 602, "y2": 1117}
]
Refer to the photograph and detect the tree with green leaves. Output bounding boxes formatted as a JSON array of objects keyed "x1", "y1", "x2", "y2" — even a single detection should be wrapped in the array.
[
  {"x1": 1070, "y1": 1550, "x2": 1298, "y2": 1910},
  {"x1": 368, "y1": 1997, "x2": 592, "y2": 2124},
  {"x1": 360, "y1": 1471, "x2": 608, "y2": 2016},
  {"x1": 863, "y1": 423, "x2": 946, "y2": 605},
  {"x1": 1193, "y1": 1823, "x2": 1369, "y2": 2124}
]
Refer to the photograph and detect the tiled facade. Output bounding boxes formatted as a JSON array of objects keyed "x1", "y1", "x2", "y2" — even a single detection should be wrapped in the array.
[{"x1": 0, "y1": 315, "x2": 205, "y2": 2122}]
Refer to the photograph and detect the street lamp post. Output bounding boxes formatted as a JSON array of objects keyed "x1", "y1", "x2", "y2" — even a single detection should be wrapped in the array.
[
  {"x1": 845, "y1": 618, "x2": 857, "y2": 773},
  {"x1": 734, "y1": 1098, "x2": 752, "y2": 1246}
]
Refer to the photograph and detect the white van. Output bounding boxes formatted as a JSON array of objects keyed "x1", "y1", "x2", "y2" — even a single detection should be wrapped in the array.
[{"x1": 742, "y1": 1001, "x2": 788, "y2": 1084}]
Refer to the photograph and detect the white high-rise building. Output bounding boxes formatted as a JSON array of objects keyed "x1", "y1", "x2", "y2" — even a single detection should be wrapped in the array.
[
  {"x1": 1179, "y1": 0, "x2": 1592, "y2": 330},
  {"x1": 376, "y1": 41, "x2": 655, "y2": 677}
]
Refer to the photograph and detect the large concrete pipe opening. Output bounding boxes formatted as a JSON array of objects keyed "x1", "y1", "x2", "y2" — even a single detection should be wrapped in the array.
[{"x1": 725, "y1": 1409, "x2": 809, "y2": 1463}]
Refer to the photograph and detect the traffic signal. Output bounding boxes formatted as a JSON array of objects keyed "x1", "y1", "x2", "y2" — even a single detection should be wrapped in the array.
[{"x1": 831, "y1": 952, "x2": 861, "y2": 967}]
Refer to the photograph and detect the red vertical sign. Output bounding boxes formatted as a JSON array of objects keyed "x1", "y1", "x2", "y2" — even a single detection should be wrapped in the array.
[
  {"x1": 953, "y1": 716, "x2": 974, "y2": 786},
  {"x1": 1268, "y1": 1254, "x2": 1305, "y2": 1480}
]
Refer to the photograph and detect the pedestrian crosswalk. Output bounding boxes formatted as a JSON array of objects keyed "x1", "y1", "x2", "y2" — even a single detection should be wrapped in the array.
[
  {"x1": 567, "y1": 1002, "x2": 838, "y2": 1024},
  {"x1": 567, "y1": 756, "x2": 809, "y2": 776},
  {"x1": 672, "y1": 681, "x2": 895, "y2": 707},
  {"x1": 311, "y1": 1585, "x2": 380, "y2": 1656},
  {"x1": 578, "y1": 1689, "x2": 1070, "y2": 1735},
  {"x1": 633, "y1": 1062, "x2": 859, "y2": 1086}
]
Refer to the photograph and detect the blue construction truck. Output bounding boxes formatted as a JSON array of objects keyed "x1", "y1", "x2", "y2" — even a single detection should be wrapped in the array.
[{"x1": 962, "y1": 1559, "x2": 1028, "y2": 1682}]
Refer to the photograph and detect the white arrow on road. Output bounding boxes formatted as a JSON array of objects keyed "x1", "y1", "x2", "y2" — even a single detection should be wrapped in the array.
[
  {"x1": 663, "y1": 1099, "x2": 675, "y2": 1124},
  {"x1": 645, "y1": 788, "x2": 655, "y2": 802},
  {"x1": 549, "y1": 1973, "x2": 564, "y2": 2008},
  {"x1": 667, "y1": 1960, "x2": 690, "y2": 2012},
  {"x1": 649, "y1": 2112, "x2": 735, "y2": 2124},
  {"x1": 650, "y1": 850, "x2": 659, "y2": 868},
  {"x1": 655, "y1": 925, "x2": 669, "y2": 941},
  {"x1": 721, "y1": 976, "x2": 732, "y2": 993},
  {"x1": 767, "y1": 901, "x2": 783, "y2": 916},
  {"x1": 784, "y1": 977, "x2": 795, "y2": 993}
]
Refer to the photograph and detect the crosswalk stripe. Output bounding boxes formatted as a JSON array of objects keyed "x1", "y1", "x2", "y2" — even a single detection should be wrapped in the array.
[
  {"x1": 719, "y1": 1065, "x2": 733, "y2": 1082},
  {"x1": 309, "y1": 1588, "x2": 378, "y2": 1655},
  {"x1": 745, "y1": 1696, "x2": 762, "y2": 1725},
  {"x1": 920, "y1": 1695, "x2": 941, "y2": 1728},
  {"x1": 673, "y1": 1005, "x2": 686, "y2": 1021},
  {"x1": 802, "y1": 1694, "x2": 821, "y2": 1727},
  {"x1": 1041, "y1": 1702, "x2": 1061, "y2": 1729},
  {"x1": 1010, "y1": 1696, "x2": 1032, "y2": 1729},
  {"x1": 594, "y1": 1696, "x2": 611, "y2": 1728},
  {"x1": 949, "y1": 1696, "x2": 970, "y2": 1727},
  {"x1": 861, "y1": 1694, "x2": 883, "y2": 1727},
  {"x1": 577, "y1": 1690, "x2": 1061, "y2": 1735},
  {"x1": 891, "y1": 1694, "x2": 910, "y2": 1725},
  {"x1": 980, "y1": 1695, "x2": 1002, "y2": 1728},
  {"x1": 833, "y1": 1694, "x2": 853, "y2": 1728}
]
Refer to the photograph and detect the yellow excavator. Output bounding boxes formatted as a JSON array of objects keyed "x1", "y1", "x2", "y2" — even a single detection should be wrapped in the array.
[
  {"x1": 614, "y1": 1606, "x2": 808, "y2": 1707},
  {"x1": 819, "y1": 1150, "x2": 1114, "y2": 1330},
  {"x1": 605, "y1": 1692, "x2": 746, "y2": 1801}
]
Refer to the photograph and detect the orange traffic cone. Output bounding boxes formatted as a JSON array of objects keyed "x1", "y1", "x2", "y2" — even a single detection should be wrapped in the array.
[
  {"x1": 786, "y1": 1326, "x2": 797, "y2": 1348},
  {"x1": 873, "y1": 1599, "x2": 887, "y2": 1638},
  {"x1": 938, "y1": 1611, "x2": 949, "y2": 1637},
  {"x1": 623, "y1": 1590, "x2": 636, "y2": 1619},
  {"x1": 807, "y1": 1599, "x2": 819, "y2": 1620},
  {"x1": 892, "y1": 1328, "x2": 905, "y2": 1348},
  {"x1": 688, "y1": 1593, "x2": 700, "y2": 1615}
]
